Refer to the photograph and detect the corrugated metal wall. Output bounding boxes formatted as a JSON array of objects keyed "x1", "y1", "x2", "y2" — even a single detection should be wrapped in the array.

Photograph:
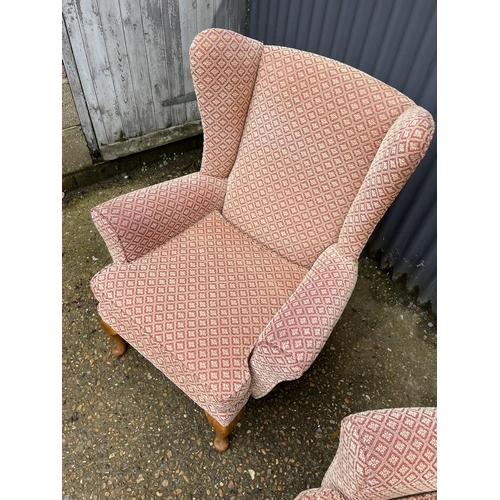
[{"x1": 246, "y1": 0, "x2": 437, "y2": 311}]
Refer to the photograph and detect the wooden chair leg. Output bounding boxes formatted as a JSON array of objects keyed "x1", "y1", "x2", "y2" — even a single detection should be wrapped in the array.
[
  {"x1": 100, "y1": 320, "x2": 127, "y2": 357},
  {"x1": 205, "y1": 407, "x2": 245, "y2": 452}
]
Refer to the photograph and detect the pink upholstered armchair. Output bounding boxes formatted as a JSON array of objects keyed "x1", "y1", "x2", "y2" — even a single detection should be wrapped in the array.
[
  {"x1": 293, "y1": 407, "x2": 437, "y2": 500},
  {"x1": 90, "y1": 29, "x2": 435, "y2": 451}
]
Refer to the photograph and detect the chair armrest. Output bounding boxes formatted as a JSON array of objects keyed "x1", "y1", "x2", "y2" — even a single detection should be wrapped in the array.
[
  {"x1": 337, "y1": 106, "x2": 435, "y2": 261},
  {"x1": 91, "y1": 172, "x2": 227, "y2": 263},
  {"x1": 249, "y1": 244, "x2": 358, "y2": 398},
  {"x1": 322, "y1": 407, "x2": 437, "y2": 500}
]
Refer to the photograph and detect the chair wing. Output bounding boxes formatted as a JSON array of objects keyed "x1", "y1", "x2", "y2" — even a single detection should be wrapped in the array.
[
  {"x1": 190, "y1": 29, "x2": 263, "y2": 178},
  {"x1": 250, "y1": 106, "x2": 434, "y2": 397},
  {"x1": 337, "y1": 106, "x2": 435, "y2": 261},
  {"x1": 248, "y1": 105, "x2": 434, "y2": 396}
]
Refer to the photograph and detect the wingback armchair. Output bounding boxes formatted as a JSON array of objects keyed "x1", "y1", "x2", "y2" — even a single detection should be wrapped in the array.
[
  {"x1": 90, "y1": 29, "x2": 435, "y2": 451},
  {"x1": 293, "y1": 407, "x2": 437, "y2": 500}
]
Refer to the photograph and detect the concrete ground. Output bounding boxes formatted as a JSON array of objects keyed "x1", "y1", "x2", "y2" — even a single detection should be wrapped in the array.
[{"x1": 62, "y1": 145, "x2": 437, "y2": 500}]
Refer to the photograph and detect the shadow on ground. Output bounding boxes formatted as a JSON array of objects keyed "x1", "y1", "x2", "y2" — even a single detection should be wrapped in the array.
[{"x1": 62, "y1": 145, "x2": 437, "y2": 500}]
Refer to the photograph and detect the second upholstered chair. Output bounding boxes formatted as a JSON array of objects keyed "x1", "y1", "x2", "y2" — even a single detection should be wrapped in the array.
[
  {"x1": 89, "y1": 29, "x2": 435, "y2": 451},
  {"x1": 293, "y1": 407, "x2": 437, "y2": 500}
]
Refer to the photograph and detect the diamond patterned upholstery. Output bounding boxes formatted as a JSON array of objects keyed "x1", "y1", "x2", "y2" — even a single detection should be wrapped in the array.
[
  {"x1": 90, "y1": 28, "x2": 435, "y2": 436},
  {"x1": 92, "y1": 210, "x2": 307, "y2": 425},
  {"x1": 222, "y1": 44, "x2": 415, "y2": 268},
  {"x1": 294, "y1": 488, "x2": 436, "y2": 500},
  {"x1": 324, "y1": 407, "x2": 437, "y2": 499},
  {"x1": 249, "y1": 243, "x2": 358, "y2": 398},
  {"x1": 293, "y1": 488, "x2": 346, "y2": 500},
  {"x1": 190, "y1": 28, "x2": 263, "y2": 179},
  {"x1": 91, "y1": 172, "x2": 227, "y2": 264},
  {"x1": 294, "y1": 408, "x2": 437, "y2": 500},
  {"x1": 337, "y1": 107, "x2": 434, "y2": 261}
]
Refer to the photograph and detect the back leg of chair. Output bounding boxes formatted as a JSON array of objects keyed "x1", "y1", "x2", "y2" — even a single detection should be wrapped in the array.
[
  {"x1": 205, "y1": 407, "x2": 245, "y2": 452},
  {"x1": 100, "y1": 320, "x2": 127, "y2": 357}
]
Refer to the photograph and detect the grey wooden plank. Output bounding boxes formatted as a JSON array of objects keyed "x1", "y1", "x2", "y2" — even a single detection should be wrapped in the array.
[
  {"x1": 97, "y1": 0, "x2": 141, "y2": 140},
  {"x1": 62, "y1": 0, "x2": 110, "y2": 145},
  {"x1": 161, "y1": 92, "x2": 196, "y2": 107},
  {"x1": 65, "y1": 0, "x2": 246, "y2": 158},
  {"x1": 185, "y1": 101, "x2": 200, "y2": 122},
  {"x1": 197, "y1": 0, "x2": 214, "y2": 30},
  {"x1": 140, "y1": 0, "x2": 172, "y2": 130},
  {"x1": 214, "y1": 0, "x2": 228, "y2": 28},
  {"x1": 179, "y1": 0, "x2": 196, "y2": 93},
  {"x1": 179, "y1": 0, "x2": 198, "y2": 122},
  {"x1": 163, "y1": 0, "x2": 187, "y2": 126},
  {"x1": 62, "y1": 14, "x2": 100, "y2": 156},
  {"x1": 74, "y1": 0, "x2": 125, "y2": 143},
  {"x1": 119, "y1": 0, "x2": 157, "y2": 135},
  {"x1": 99, "y1": 119, "x2": 202, "y2": 160}
]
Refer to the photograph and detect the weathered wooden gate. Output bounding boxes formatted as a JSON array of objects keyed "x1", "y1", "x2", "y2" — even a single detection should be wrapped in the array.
[{"x1": 62, "y1": 0, "x2": 247, "y2": 160}]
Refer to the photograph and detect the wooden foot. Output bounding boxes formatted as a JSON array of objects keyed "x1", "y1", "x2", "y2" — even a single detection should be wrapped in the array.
[
  {"x1": 205, "y1": 407, "x2": 245, "y2": 452},
  {"x1": 100, "y1": 320, "x2": 127, "y2": 357}
]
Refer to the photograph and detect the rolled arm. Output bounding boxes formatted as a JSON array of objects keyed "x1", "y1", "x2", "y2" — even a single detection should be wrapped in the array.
[
  {"x1": 249, "y1": 244, "x2": 358, "y2": 398},
  {"x1": 91, "y1": 172, "x2": 227, "y2": 263}
]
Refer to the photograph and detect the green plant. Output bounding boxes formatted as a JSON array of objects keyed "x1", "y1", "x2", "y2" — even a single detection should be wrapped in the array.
[
  {"x1": 161, "y1": 151, "x2": 184, "y2": 165},
  {"x1": 161, "y1": 153, "x2": 173, "y2": 165}
]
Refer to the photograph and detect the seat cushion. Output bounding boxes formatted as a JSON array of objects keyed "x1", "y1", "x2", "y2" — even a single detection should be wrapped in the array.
[{"x1": 91, "y1": 210, "x2": 308, "y2": 425}]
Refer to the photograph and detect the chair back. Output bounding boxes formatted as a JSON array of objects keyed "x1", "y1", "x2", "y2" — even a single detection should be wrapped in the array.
[{"x1": 191, "y1": 29, "x2": 433, "y2": 267}]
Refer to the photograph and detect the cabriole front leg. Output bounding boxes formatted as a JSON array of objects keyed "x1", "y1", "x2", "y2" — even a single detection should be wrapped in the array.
[
  {"x1": 100, "y1": 320, "x2": 127, "y2": 357},
  {"x1": 205, "y1": 407, "x2": 245, "y2": 452}
]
